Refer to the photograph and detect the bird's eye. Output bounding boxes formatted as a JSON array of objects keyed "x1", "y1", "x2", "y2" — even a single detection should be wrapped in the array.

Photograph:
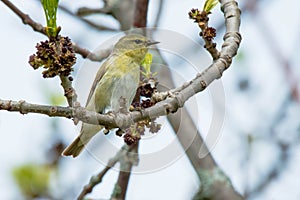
[{"x1": 134, "y1": 39, "x2": 143, "y2": 44}]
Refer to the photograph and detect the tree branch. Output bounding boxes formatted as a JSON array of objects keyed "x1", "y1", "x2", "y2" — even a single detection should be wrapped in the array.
[
  {"x1": 133, "y1": 0, "x2": 149, "y2": 28},
  {"x1": 1, "y1": 0, "x2": 109, "y2": 62},
  {"x1": 153, "y1": 48, "x2": 218, "y2": 176},
  {"x1": 191, "y1": 0, "x2": 243, "y2": 199},
  {"x1": 0, "y1": 99, "x2": 72, "y2": 117},
  {"x1": 0, "y1": 0, "x2": 241, "y2": 131}
]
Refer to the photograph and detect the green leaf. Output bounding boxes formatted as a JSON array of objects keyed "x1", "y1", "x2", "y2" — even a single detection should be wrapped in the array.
[
  {"x1": 12, "y1": 164, "x2": 52, "y2": 198},
  {"x1": 203, "y1": 0, "x2": 219, "y2": 12},
  {"x1": 141, "y1": 53, "x2": 153, "y2": 78},
  {"x1": 41, "y1": 0, "x2": 59, "y2": 38}
]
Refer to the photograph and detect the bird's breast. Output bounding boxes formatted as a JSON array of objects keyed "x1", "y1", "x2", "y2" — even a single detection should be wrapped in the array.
[
  {"x1": 109, "y1": 64, "x2": 140, "y2": 112},
  {"x1": 92, "y1": 55, "x2": 140, "y2": 113}
]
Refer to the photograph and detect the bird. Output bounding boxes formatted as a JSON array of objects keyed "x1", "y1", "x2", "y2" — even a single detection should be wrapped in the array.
[{"x1": 62, "y1": 34, "x2": 159, "y2": 157}]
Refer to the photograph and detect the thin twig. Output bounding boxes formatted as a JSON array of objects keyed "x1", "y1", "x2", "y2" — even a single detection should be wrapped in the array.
[
  {"x1": 1, "y1": 0, "x2": 45, "y2": 34},
  {"x1": 58, "y1": 4, "x2": 118, "y2": 32},
  {"x1": 189, "y1": 8, "x2": 220, "y2": 59},
  {"x1": 71, "y1": 42, "x2": 111, "y2": 61},
  {"x1": 77, "y1": 145, "x2": 135, "y2": 200},
  {"x1": 76, "y1": 7, "x2": 111, "y2": 16},
  {"x1": 59, "y1": 76, "x2": 78, "y2": 107}
]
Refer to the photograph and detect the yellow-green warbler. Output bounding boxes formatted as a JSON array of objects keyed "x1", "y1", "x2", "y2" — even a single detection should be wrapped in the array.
[{"x1": 62, "y1": 34, "x2": 159, "y2": 157}]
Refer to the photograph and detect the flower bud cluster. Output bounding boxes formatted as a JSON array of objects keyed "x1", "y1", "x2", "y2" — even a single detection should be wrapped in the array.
[{"x1": 29, "y1": 36, "x2": 76, "y2": 78}]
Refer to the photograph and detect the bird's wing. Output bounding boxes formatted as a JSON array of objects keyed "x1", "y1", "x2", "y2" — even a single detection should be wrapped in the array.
[{"x1": 85, "y1": 55, "x2": 114, "y2": 106}]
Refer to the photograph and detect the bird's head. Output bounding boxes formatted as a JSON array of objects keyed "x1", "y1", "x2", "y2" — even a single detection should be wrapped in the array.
[{"x1": 113, "y1": 34, "x2": 159, "y2": 63}]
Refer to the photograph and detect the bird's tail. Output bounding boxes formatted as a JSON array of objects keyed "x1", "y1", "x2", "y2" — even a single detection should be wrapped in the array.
[
  {"x1": 62, "y1": 136, "x2": 87, "y2": 157},
  {"x1": 62, "y1": 123, "x2": 103, "y2": 157}
]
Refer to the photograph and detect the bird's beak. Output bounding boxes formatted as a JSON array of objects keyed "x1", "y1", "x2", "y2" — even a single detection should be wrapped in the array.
[{"x1": 146, "y1": 40, "x2": 160, "y2": 46}]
